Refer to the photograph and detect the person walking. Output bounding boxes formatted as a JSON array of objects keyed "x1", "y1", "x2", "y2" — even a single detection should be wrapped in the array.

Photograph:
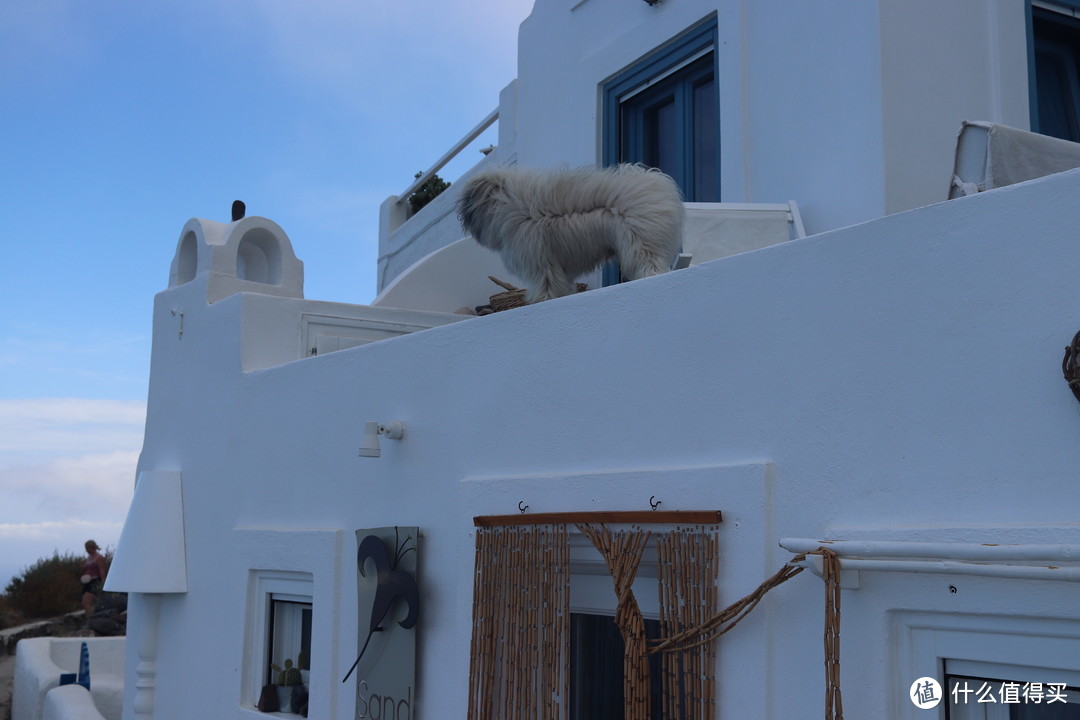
[{"x1": 80, "y1": 540, "x2": 108, "y2": 623}]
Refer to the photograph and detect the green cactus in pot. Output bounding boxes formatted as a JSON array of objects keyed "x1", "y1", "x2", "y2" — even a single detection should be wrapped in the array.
[{"x1": 272, "y1": 658, "x2": 303, "y2": 687}]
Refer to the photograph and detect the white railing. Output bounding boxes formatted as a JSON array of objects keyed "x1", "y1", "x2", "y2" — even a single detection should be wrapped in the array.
[
  {"x1": 378, "y1": 81, "x2": 517, "y2": 294},
  {"x1": 396, "y1": 108, "x2": 499, "y2": 202},
  {"x1": 780, "y1": 538, "x2": 1080, "y2": 584}
]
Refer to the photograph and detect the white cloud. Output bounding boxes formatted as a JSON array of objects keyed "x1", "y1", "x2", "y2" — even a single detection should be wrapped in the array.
[
  {"x1": 0, "y1": 330, "x2": 149, "y2": 400},
  {"x1": 229, "y1": 0, "x2": 532, "y2": 111},
  {"x1": 0, "y1": 398, "x2": 145, "y2": 465},
  {"x1": 0, "y1": 398, "x2": 145, "y2": 427},
  {"x1": 2, "y1": 450, "x2": 137, "y2": 519},
  {"x1": 0, "y1": 519, "x2": 123, "y2": 542},
  {"x1": 0, "y1": 399, "x2": 140, "y2": 585}
]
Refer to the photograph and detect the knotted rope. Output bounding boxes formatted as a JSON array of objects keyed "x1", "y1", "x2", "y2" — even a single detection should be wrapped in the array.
[
  {"x1": 577, "y1": 524, "x2": 653, "y2": 720},
  {"x1": 649, "y1": 548, "x2": 844, "y2": 720},
  {"x1": 822, "y1": 549, "x2": 844, "y2": 720}
]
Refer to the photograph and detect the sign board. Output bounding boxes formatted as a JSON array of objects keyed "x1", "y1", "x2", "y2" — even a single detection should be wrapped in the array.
[{"x1": 351, "y1": 526, "x2": 420, "y2": 720}]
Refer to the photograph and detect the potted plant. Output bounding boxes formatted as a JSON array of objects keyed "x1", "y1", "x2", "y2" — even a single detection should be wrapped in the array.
[
  {"x1": 407, "y1": 171, "x2": 450, "y2": 215},
  {"x1": 297, "y1": 650, "x2": 310, "y2": 688},
  {"x1": 271, "y1": 658, "x2": 303, "y2": 713}
]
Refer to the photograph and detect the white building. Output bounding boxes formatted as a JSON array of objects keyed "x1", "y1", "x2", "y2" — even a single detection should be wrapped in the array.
[{"x1": 104, "y1": 1, "x2": 1080, "y2": 719}]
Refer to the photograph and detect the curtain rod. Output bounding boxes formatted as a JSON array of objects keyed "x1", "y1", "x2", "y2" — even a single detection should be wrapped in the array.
[{"x1": 473, "y1": 510, "x2": 723, "y2": 527}]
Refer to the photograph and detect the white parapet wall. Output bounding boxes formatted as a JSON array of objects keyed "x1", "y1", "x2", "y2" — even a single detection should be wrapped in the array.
[
  {"x1": 41, "y1": 685, "x2": 106, "y2": 720},
  {"x1": 161, "y1": 212, "x2": 469, "y2": 372},
  {"x1": 13, "y1": 638, "x2": 124, "y2": 720}
]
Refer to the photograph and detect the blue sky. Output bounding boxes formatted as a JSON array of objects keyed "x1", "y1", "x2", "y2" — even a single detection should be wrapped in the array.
[{"x1": 0, "y1": 0, "x2": 533, "y2": 588}]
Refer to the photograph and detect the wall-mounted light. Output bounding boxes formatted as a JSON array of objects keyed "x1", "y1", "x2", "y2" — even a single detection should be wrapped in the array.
[{"x1": 359, "y1": 421, "x2": 405, "y2": 458}]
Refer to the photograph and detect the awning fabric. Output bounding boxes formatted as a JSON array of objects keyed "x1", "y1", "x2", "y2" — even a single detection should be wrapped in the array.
[{"x1": 951, "y1": 120, "x2": 1080, "y2": 199}]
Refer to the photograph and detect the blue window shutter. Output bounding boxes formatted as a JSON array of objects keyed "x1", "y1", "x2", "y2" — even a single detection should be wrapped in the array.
[{"x1": 600, "y1": 17, "x2": 720, "y2": 285}]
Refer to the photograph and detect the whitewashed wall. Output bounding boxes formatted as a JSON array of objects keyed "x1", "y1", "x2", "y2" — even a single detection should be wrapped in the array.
[
  {"x1": 878, "y1": 0, "x2": 1031, "y2": 215},
  {"x1": 129, "y1": 167, "x2": 1080, "y2": 719},
  {"x1": 513, "y1": 0, "x2": 1032, "y2": 233},
  {"x1": 380, "y1": 0, "x2": 1035, "y2": 293}
]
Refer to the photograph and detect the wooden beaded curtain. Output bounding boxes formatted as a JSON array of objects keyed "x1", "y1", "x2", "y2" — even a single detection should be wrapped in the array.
[
  {"x1": 576, "y1": 524, "x2": 653, "y2": 720},
  {"x1": 654, "y1": 529, "x2": 720, "y2": 720},
  {"x1": 468, "y1": 524, "x2": 571, "y2": 720},
  {"x1": 467, "y1": 521, "x2": 719, "y2": 720}
]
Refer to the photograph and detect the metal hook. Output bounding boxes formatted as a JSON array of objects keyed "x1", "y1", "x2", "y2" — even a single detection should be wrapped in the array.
[
  {"x1": 518, "y1": 501, "x2": 529, "y2": 515},
  {"x1": 649, "y1": 495, "x2": 661, "y2": 510},
  {"x1": 171, "y1": 309, "x2": 185, "y2": 339}
]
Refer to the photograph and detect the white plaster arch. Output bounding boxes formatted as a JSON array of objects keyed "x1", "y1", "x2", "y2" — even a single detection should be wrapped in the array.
[
  {"x1": 168, "y1": 217, "x2": 227, "y2": 289},
  {"x1": 167, "y1": 216, "x2": 304, "y2": 303}
]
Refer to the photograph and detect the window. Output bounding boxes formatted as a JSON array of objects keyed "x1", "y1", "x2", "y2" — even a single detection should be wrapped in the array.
[
  {"x1": 267, "y1": 597, "x2": 312, "y2": 687},
  {"x1": 601, "y1": 18, "x2": 719, "y2": 285},
  {"x1": 616, "y1": 54, "x2": 718, "y2": 203},
  {"x1": 245, "y1": 571, "x2": 314, "y2": 711},
  {"x1": 570, "y1": 613, "x2": 665, "y2": 720},
  {"x1": 468, "y1": 524, "x2": 719, "y2": 720},
  {"x1": 896, "y1": 613, "x2": 1080, "y2": 720},
  {"x1": 1030, "y1": 2, "x2": 1080, "y2": 141},
  {"x1": 603, "y1": 18, "x2": 720, "y2": 202}
]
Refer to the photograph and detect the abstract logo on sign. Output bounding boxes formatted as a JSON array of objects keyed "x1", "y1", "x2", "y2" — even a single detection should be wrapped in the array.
[{"x1": 344, "y1": 527, "x2": 419, "y2": 720}]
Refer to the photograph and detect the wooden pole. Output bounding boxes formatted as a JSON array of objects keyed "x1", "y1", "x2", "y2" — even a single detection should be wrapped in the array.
[{"x1": 475, "y1": 510, "x2": 721, "y2": 527}]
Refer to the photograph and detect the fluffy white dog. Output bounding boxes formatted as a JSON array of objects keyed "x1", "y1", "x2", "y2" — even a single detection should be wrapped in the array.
[{"x1": 457, "y1": 164, "x2": 684, "y2": 303}]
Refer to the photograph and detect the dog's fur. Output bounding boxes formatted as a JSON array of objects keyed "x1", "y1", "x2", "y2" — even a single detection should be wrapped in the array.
[{"x1": 456, "y1": 164, "x2": 684, "y2": 302}]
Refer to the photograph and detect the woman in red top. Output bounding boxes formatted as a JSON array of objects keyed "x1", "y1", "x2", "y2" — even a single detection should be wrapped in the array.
[{"x1": 80, "y1": 540, "x2": 108, "y2": 621}]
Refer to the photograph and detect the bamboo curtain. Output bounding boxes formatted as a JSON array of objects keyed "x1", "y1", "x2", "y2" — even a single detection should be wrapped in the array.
[
  {"x1": 654, "y1": 529, "x2": 720, "y2": 720},
  {"x1": 467, "y1": 523, "x2": 719, "y2": 720},
  {"x1": 468, "y1": 524, "x2": 571, "y2": 720},
  {"x1": 576, "y1": 524, "x2": 654, "y2": 720}
]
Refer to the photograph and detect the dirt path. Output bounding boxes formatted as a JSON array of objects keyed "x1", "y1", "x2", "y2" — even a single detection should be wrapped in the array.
[
  {"x1": 0, "y1": 651, "x2": 14, "y2": 720},
  {"x1": 0, "y1": 611, "x2": 94, "y2": 720}
]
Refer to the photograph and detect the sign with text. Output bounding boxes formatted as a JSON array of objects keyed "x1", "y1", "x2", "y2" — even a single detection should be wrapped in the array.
[{"x1": 352, "y1": 526, "x2": 420, "y2": 720}]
